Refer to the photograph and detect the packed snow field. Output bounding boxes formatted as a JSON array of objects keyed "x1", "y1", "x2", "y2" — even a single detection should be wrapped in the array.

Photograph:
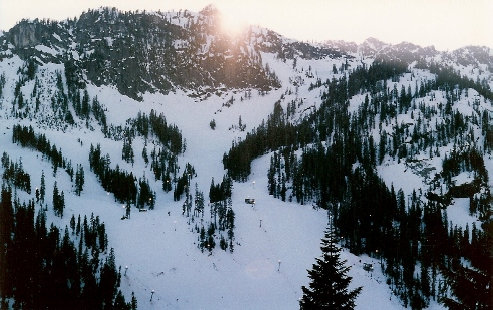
[{"x1": 0, "y1": 103, "x2": 398, "y2": 309}]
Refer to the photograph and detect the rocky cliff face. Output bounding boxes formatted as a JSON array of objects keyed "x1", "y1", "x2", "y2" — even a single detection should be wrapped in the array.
[
  {"x1": 0, "y1": 7, "x2": 491, "y2": 100},
  {"x1": 10, "y1": 23, "x2": 40, "y2": 48},
  {"x1": 0, "y1": 7, "x2": 284, "y2": 100}
]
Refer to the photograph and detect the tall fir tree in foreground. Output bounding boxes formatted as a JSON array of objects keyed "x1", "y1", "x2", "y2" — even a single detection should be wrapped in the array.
[{"x1": 300, "y1": 224, "x2": 362, "y2": 309}]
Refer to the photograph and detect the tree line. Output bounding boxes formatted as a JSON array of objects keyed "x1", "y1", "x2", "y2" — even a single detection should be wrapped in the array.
[
  {"x1": 12, "y1": 125, "x2": 85, "y2": 194},
  {"x1": 89, "y1": 144, "x2": 155, "y2": 209}
]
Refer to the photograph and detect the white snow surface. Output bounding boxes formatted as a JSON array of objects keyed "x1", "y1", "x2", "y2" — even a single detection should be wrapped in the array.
[
  {"x1": 0, "y1": 89, "x2": 407, "y2": 309},
  {"x1": 35, "y1": 44, "x2": 59, "y2": 56},
  {"x1": 446, "y1": 198, "x2": 481, "y2": 233},
  {"x1": 78, "y1": 72, "x2": 405, "y2": 308},
  {"x1": 3, "y1": 46, "x2": 485, "y2": 309}
]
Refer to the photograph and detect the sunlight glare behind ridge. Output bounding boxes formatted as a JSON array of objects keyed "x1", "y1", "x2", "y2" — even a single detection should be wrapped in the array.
[{"x1": 218, "y1": 6, "x2": 249, "y2": 38}]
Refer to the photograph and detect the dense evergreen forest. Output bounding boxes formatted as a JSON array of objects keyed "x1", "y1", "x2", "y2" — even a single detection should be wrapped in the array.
[
  {"x1": 224, "y1": 60, "x2": 492, "y2": 308},
  {"x1": 0, "y1": 185, "x2": 136, "y2": 309}
]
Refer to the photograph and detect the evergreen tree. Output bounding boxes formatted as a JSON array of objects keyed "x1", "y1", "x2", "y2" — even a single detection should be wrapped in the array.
[
  {"x1": 53, "y1": 181, "x2": 59, "y2": 213},
  {"x1": 60, "y1": 192, "x2": 65, "y2": 217},
  {"x1": 300, "y1": 226, "x2": 362, "y2": 309},
  {"x1": 122, "y1": 130, "x2": 134, "y2": 164},
  {"x1": 52, "y1": 182, "x2": 64, "y2": 217},
  {"x1": 141, "y1": 144, "x2": 148, "y2": 165},
  {"x1": 40, "y1": 170, "x2": 45, "y2": 202},
  {"x1": 81, "y1": 89, "x2": 90, "y2": 118},
  {"x1": 75, "y1": 164, "x2": 84, "y2": 196},
  {"x1": 70, "y1": 214, "x2": 76, "y2": 233},
  {"x1": 194, "y1": 184, "x2": 205, "y2": 216},
  {"x1": 131, "y1": 292, "x2": 138, "y2": 310},
  {"x1": 113, "y1": 291, "x2": 130, "y2": 309}
]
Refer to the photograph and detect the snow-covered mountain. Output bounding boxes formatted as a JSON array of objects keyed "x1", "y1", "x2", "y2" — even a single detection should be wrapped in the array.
[{"x1": 0, "y1": 6, "x2": 491, "y2": 310}]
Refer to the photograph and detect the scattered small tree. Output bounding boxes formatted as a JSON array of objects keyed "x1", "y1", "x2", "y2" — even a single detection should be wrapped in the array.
[
  {"x1": 40, "y1": 170, "x2": 46, "y2": 202},
  {"x1": 52, "y1": 181, "x2": 65, "y2": 217}
]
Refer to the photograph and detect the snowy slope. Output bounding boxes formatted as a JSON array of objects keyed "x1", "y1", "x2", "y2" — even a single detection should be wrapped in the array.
[
  {"x1": 1, "y1": 7, "x2": 492, "y2": 309},
  {"x1": 0, "y1": 52, "x2": 425, "y2": 309},
  {"x1": 0, "y1": 93, "x2": 407, "y2": 310}
]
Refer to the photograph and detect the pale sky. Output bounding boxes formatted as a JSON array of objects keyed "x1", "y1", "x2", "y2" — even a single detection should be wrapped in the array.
[{"x1": 0, "y1": 0, "x2": 491, "y2": 51}]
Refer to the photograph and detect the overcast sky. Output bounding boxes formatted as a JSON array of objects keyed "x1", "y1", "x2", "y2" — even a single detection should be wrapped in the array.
[{"x1": 0, "y1": 0, "x2": 491, "y2": 51}]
